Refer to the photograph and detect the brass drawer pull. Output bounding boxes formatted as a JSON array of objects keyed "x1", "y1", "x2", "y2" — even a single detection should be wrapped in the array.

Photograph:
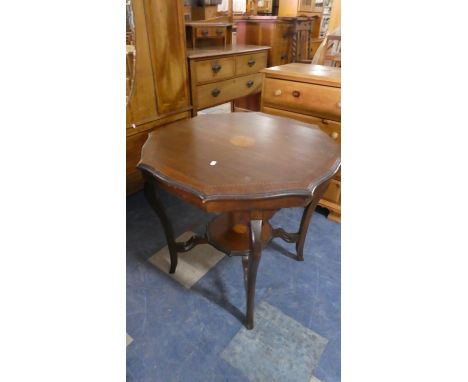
[
  {"x1": 211, "y1": 88, "x2": 221, "y2": 97},
  {"x1": 212, "y1": 63, "x2": 222, "y2": 73},
  {"x1": 246, "y1": 80, "x2": 254, "y2": 88},
  {"x1": 247, "y1": 59, "x2": 256, "y2": 67},
  {"x1": 292, "y1": 90, "x2": 301, "y2": 98},
  {"x1": 216, "y1": 29, "x2": 224, "y2": 35}
]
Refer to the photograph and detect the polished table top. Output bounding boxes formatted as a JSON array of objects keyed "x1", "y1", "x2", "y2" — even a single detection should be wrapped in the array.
[
  {"x1": 138, "y1": 112, "x2": 341, "y2": 212},
  {"x1": 138, "y1": 112, "x2": 341, "y2": 330}
]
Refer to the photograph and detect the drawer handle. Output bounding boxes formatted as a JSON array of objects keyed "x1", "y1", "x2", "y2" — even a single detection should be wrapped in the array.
[
  {"x1": 216, "y1": 29, "x2": 224, "y2": 35},
  {"x1": 337, "y1": 101, "x2": 341, "y2": 108},
  {"x1": 131, "y1": 123, "x2": 137, "y2": 129},
  {"x1": 247, "y1": 59, "x2": 256, "y2": 67},
  {"x1": 201, "y1": 30, "x2": 208, "y2": 36},
  {"x1": 246, "y1": 80, "x2": 254, "y2": 88},
  {"x1": 274, "y1": 89, "x2": 282, "y2": 96},
  {"x1": 211, "y1": 88, "x2": 221, "y2": 97},
  {"x1": 212, "y1": 63, "x2": 222, "y2": 73},
  {"x1": 292, "y1": 90, "x2": 301, "y2": 98},
  {"x1": 331, "y1": 132, "x2": 339, "y2": 139},
  {"x1": 281, "y1": 53, "x2": 288, "y2": 60}
]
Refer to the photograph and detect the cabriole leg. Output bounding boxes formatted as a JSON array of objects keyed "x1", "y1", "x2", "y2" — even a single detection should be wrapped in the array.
[
  {"x1": 296, "y1": 181, "x2": 330, "y2": 261},
  {"x1": 143, "y1": 179, "x2": 178, "y2": 274},
  {"x1": 245, "y1": 219, "x2": 263, "y2": 330}
]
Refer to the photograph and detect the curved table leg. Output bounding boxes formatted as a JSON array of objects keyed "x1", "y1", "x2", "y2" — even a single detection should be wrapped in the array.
[
  {"x1": 244, "y1": 219, "x2": 262, "y2": 330},
  {"x1": 143, "y1": 180, "x2": 178, "y2": 274},
  {"x1": 272, "y1": 181, "x2": 330, "y2": 261},
  {"x1": 296, "y1": 181, "x2": 331, "y2": 260},
  {"x1": 295, "y1": 196, "x2": 321, "y2": 261}
]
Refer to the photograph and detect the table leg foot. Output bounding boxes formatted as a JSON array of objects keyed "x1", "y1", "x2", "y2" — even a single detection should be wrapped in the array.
[
  {"x1": 143, "y1": 179, "x2": 178, "y2": 274},
  {"x1": 245, "y1": 219, "x2": 262, "y2": 330}
]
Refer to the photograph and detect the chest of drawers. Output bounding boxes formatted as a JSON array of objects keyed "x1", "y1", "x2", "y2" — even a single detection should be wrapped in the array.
[
  {"x1": 260, "y1": 63, "x2": 342, "y2": 222},
  {"x1": 187, "y1": 45, "x2": 270, "y2": 116}
]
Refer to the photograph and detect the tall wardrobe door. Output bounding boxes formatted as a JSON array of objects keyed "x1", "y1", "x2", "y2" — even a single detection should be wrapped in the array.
[
  {"x1": 144, "y1": 0, "x2": 190, "y2": 115},
  {"x1": 127, "y1": 0, "x2": 159, "y2": 127}
]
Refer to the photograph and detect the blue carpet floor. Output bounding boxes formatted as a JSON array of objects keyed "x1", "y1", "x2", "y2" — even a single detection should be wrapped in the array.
[{"x1": 127, "y1": 190, "x2": 340, "y2": 382}]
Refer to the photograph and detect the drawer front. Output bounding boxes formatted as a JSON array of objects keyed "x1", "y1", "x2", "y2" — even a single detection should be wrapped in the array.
[
  {"x1": 194, "y1": 57, "x2": 235, "y2": 84},
  {"x1": 321, "y1": 178, "x2": 341, "y2": 204},
  {"x1": 195, "y1": 27, "x2": 225, "y2": 38},
  {"x1": 263, "y1": 78, "x2": 341, "y2": 120},
  {"x1": 197, "y1": 73, "x2": 263, "y2": 110},
  {"x1": 235, "y1": 52, "x2": 268, "y2": 76},
  {"x1": 261, "y1": 107, "x2": 341, "y2": 144}
]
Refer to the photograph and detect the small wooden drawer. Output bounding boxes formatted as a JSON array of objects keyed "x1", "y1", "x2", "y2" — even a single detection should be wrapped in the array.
[
  {"x1": 262, "y1": 78, "x2": 341, "y2": 120},
  {"x1": 321, "y1": 178, "x2": 341, "y2": 204},
  {"x1": 195, "y1": 27, "x2": 225, "y2": 38},
  {"x1": 235, "y1": 52, "x2": 267, "y2": 76},
  {"x1": 261, "y1": 107, "x2": 341, "y2": 144},
  {"x1": 194, "y1": 57, "x2": 235, "y2": 84},
  {"x1": 196, "y1": 73, "x2": 263, "y2": 110}
]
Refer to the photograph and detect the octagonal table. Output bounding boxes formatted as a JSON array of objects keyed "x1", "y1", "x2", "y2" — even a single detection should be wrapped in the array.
[{"x1": 138, "y1": 112, "x2": 340, "y2": 329}]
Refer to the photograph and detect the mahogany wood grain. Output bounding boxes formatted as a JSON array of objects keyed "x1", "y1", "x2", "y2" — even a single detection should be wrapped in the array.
[
  {"x1": 139, "y1": 112, "x2": 340, "y2": 328},
  {"x1": 138, "y1": 112, "x2": 340, "y2": 212}
]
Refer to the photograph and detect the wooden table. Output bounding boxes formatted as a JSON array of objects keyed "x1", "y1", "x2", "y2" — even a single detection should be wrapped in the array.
[
  {"x1": 187, "y1": 45, "x2": 270, "y2": 116},
  {"x1": 138, "y1": 112, "x2": 340, "y2": 329}
]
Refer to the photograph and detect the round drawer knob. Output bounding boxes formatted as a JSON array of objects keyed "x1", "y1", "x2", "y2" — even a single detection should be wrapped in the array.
[
  {"x1": 292, "y1": 90, "x2": 301, "y2": 98},
  {"x1": 247, "y1": 59, "x2": 256, "y2": 67},
  {"x1": 331, "y1": 132, "x2": 339, "y2": 139},
  {"x1": 274, "y1": 89, "x2": 282, "y2": 96},
  {"x1": 246, "y1": 80, "x2": 254, "y2": 88},
  {"x1": 131, "y1": 123, "x2": 136, "y2": 129},
  {"x1": 211, "y1": 88, "x2": 221, "y2": 97},
  {"x1": 337, "y1": 101, "x2": 341, "y2": 108},
  {"x1": 212, "y1": 63, "x2": 221, "y2": 73}
]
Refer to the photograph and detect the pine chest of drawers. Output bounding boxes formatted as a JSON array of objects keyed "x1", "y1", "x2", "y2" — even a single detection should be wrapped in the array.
[
  {"x1": 260, "y1": 63, "x2": 342, "y2": 222},
  {"x1": 187, "y1": 45, "x2": 270, "y2": 116}
]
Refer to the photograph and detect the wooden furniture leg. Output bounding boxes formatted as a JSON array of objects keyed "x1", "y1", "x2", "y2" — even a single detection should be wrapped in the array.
[
  {"x1": 295, "y1": 193, "x2": 322, "y2": 261},
  {"x1": 143, "y1": 179, "x2": 178, "y2": 274},
  {"x1": 243, "y1": 219, "x2": 263, "y2": 330},
  {"x1": 272, "y1": 181, "x2": 330, "y2": 261}
]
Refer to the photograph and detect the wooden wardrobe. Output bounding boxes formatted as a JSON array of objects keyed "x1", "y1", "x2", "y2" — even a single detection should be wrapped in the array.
[{"x1": 126, "y1": 0, "x2": 191, "y2": 194}]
